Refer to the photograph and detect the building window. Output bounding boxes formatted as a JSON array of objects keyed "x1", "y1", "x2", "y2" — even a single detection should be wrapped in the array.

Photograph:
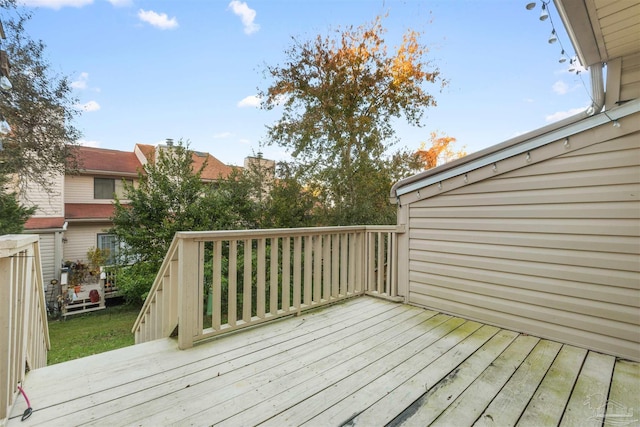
[
  {"x1": 94, "y1": 178, "x2": 132, "y2": 200},
  {"x1": 97, "y1": 234, "x2": 118, "y2": 265}
]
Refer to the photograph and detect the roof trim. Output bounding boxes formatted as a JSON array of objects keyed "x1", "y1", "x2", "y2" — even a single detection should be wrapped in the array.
[
  {"x1": 392, "y1": 97, "x2": 640, "y2": 199},
  {"x1": 554, "y1": 0, "x2": 601, "y2": 66},
  {"x1": 77, "y1": 169, "x2": 140, "y2": 178}
]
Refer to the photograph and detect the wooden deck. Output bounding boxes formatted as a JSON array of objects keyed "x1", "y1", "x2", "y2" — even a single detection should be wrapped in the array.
[{"x1": 8, "y1": 297, "x2": 640, "y2": 426}]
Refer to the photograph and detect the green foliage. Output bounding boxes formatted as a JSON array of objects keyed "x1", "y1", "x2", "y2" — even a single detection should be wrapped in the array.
[
  {"x1": 114, "y1": 262, "x2": 159, "y2": 306},
  {"x1": 0, "y1": 175, "x2": 35, "y2": 234},
  {"x1": 86, "y1": 246, "x2": 110, "y2": 274},
  {"x1": 259, "y1": 15, "x2": 441, "y2": 225},
  {"x1": 264, "y1": 163, "x2": 317, "y2": 228},
  {"x1": 63, "y1": 260, "x2": 89, "y2": 288},
  {"x1": 112, "y1": 141, "x2": 221, "y2": 267},
  {"x1": 0, "y1": 3, "x2": 81, "y2": 193}
]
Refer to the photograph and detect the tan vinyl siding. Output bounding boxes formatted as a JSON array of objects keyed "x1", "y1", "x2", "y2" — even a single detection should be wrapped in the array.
[
  {"x1": 63, "y1": 223, "x2": 111, "y2": 263},
  {"x1": 20, "y1": 171, "x2": 64, "y2": 217},
  {"x1": 620, "y1": 51, "x2": 640, "y2": 102},
  {"x1": 407, "y1": 130, "x2": 640, "y2": 361},
  {"x1": 39, "y1": 233, "x2": 56, "y2": 286},
  {"x1": 65, "y1": 175, "x2": 100, "y2": 204},
  {"x1": 65, "y1": 175, "x2": 133, "y2": 204}
]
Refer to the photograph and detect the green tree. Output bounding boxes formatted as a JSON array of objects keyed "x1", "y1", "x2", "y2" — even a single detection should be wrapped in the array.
[
  {"x1": 264, "y1": 162, "x2": 317, "y2": 228},
  {"x1": 0, "y1": 174, "x2": 34, "y2": 234},
  {"x1": 259, "y1": 15, "x2": 444, "y2": 225},
  {"x1": 0, "y1": 2, "x2": 81, "y2": 234},
  {"x1": 110, "y1": 140, "x2": 260, "y2": 304},
  {"x1": 0, "y1": 3, "x2": 81, "y2": 193},
  {"x1": 112, "y1": 141, "x2": 213, "y2": 262}
]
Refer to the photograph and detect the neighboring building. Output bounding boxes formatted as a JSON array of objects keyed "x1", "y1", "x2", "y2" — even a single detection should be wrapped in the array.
[
  {"x1": 20, "y1": 142, "x2": 256, "y2": 297},
  {"x1": 390, "y1": 0, "x2": 639, "y2": 362}
]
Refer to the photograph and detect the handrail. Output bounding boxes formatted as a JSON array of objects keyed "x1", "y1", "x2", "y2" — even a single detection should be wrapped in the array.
[
  {"x1": 0, "y1": 235, "x2": 50, "y2": 424},
  {"x1": 132, "y1": 225, "x2": 403, "y2": 349}
]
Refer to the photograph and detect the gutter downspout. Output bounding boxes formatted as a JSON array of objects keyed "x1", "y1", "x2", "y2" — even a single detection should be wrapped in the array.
[{"x1": 390, "y1": 63, "x2": 605, "y2": 202}]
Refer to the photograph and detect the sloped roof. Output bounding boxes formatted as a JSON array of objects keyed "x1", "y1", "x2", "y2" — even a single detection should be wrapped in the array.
[
  {"x1": 65, "y1": 203, "x2": 117, "y2": 221},
  {"x1": 71, "y1": 146, "x2": 142, "y2": 176},
  {"x1": 192, "y1": 151, "x2": 235, "y2": 181},
  {"x1": 135, "y1": 143, "x2": 235, "y2": 181},
  {"x1": 135, "y1": 143, "x2": 155, "y2": 162},
  {"x1": 24, "y1": 217, "x2": 65, "y2": 230}
]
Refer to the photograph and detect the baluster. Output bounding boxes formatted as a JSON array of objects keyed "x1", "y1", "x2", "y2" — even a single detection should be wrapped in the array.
[
  {"x1": 257, "y1": 238, "x2": 266, "y2": 319},
  {"x1": 212, "y1": 240, "x2": 222, "y2": 330},
  {"x1": 270, "y1": 237, "x2": 279, "y2": 315}
]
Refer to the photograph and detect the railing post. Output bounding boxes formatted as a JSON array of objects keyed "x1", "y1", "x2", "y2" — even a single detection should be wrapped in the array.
[
  {"x1": 178, "y1": 237, "x2": 199, "y2": 350},
  {"x1": 396, "y1": 207, "x2": 409, "y2": 302},
  {"x1": 0, "y1": 255, "x2": 13, "y2": 423}
]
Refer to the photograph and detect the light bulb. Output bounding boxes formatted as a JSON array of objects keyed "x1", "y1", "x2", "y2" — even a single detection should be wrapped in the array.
[
  {"x1": 540, "y1": 4, "x2": 549, "y2": 21},
  {"x1": 0, "y1": 75, "x2": 11, "y2": 91},
  {"x1": 548, "y1": 30, "x2": 557, "y2": 44},
  {"x1": 559, "y1": 50, "x2": 566, "y2": 63},
  {"x1": 525, "y1": 2, "x2": 536, "y2": 10}
]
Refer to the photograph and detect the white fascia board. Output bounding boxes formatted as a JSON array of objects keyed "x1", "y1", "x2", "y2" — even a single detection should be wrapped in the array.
[{"x1": 395, "y1": 99, "x2": 640, "y2": 198}]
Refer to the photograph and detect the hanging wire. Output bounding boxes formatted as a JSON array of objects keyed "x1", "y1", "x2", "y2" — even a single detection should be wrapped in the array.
[
  {"x1": 531, "y1": 1, "x2": 620, "y2": 126},
  {"x1": 528, "y1": 2, "x2": 594, "y2": 100}
]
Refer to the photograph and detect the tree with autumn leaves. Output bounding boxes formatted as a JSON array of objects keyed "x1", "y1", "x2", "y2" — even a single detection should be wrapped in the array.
[
  {"x1": 416, "y1": 131, "x2": 467, "y2": 170},
  {"x1": 260, "y1": 15, "x2": 445, "y2": 225}
]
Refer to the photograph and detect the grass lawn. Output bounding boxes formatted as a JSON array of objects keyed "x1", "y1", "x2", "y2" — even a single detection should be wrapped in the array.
[{"x1": 47, "y1": 304, "x2": 140, "y2": 365}]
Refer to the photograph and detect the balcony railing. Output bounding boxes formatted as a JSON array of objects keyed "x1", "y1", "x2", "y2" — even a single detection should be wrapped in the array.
[
  {"x1": 0, "y1": 235, "x2": 50, "y2": 423},
  {"x1": 132, "y1": 225, "x2": 403, "y2": 349}
]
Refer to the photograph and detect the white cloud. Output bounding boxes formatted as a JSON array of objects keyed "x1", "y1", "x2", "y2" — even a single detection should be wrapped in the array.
[
  {"x1": 19, "y1": 0, "x2": 92, "y2": 9},
  {"x1": 237, "y1": 95, "x2": 260, "y2": 108},
  {"x1": 213, "y1": 132, "x2": 233, "y2": 139},
  {"x1": 138, "y1": 9, "x2": 179, "y2": 30},
  {"x1": 552, "y1": 80, "x2": 569, "y2": 95},
  {"x1": 71, "y1": 72, "x2": 89, "y2": 90},
  {"x1": 238, "y1": 138, "x2": 251, "y2": 144},
  {"x1": 523, "y1": 98, "x2": 534, "y2": 103},
  {"x1": 545, "y1": 107, "x2": 585, "y2": 122},
  {"x1": 78, "y1": 139, "x2": 101, "y2": 147},
  {"x1": 107, "y1": 0, "x2": 131, "y2": 6},
  {"x1": 228, "y1": 1, "x2": 260, "y2": 35},
  {"x1": 80, "y1": 100, "x2": 101, "y2": 112}
]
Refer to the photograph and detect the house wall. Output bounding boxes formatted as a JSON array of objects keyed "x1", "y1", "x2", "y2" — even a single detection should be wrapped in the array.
[
  {"x1": 65, "y1": 175, "x2": 133, "y2": 204},
  {"x1": 19, "y1": 171, "x2": 64, "y2": 217},
  {"x1": 63, "y1": 223, "x2": 112, "y2": 263},
  {"x1": 39, "y1": 232, "x2": 56, "y2": 287},
  {"x1": 403, "y1": 119, "x2": 639, "y2": 361},
  {"x1": 621, "y1": 52, "x2": 640, "y2": 103},
  {"x1": 38, "y1": 230, "x2": 64, "y2": 306},
  {"x1": 65, "y1": 175, "x2": 105, "y2": 204}
]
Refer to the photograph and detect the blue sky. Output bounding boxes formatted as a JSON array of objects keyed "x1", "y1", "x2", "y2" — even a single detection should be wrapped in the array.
[{"x1": 18, "y1": 0, "x2": 591, "y2": 166}]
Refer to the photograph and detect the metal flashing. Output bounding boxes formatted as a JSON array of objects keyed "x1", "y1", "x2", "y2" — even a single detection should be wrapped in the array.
[{"x1": 393, "y1": 98, "x2": 640, "y2": 199}]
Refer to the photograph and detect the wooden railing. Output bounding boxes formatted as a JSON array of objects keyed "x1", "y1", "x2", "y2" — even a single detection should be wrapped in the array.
[
  {"x1": 0, "y1": 235, "x2": 50, "y2": 424},
  {"x1": 133, "y1": 225, "x2": 403, "y2": 349}
]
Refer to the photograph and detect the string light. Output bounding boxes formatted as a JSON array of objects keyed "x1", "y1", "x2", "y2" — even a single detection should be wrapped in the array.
[
  {"x1": 559, "y1": 50, "x2": 566, "y2": 63},
  {"x1": 539, "y1": 3, "x2": 549, "y2": 21},
  {"x1": 526, "y1": 2, "x2": 579, "y2": 74}
]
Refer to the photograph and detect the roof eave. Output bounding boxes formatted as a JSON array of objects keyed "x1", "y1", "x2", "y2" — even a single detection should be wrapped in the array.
[{"x1": 391, "y1": 98, "x2": 640, "y2": 201}]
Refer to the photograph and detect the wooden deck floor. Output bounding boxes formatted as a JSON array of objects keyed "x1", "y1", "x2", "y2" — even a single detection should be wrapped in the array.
[{"x1": 8, "y1": 297, "x2": 640, "y2": 426}]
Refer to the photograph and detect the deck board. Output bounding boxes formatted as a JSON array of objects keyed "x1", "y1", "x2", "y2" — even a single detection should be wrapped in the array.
[
  {"x1": 560, "y1": 351, "x2": 616, "y2": 427},
  {"x1": 7, "y1": 296, "x2": 639, "y2": 427}
]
